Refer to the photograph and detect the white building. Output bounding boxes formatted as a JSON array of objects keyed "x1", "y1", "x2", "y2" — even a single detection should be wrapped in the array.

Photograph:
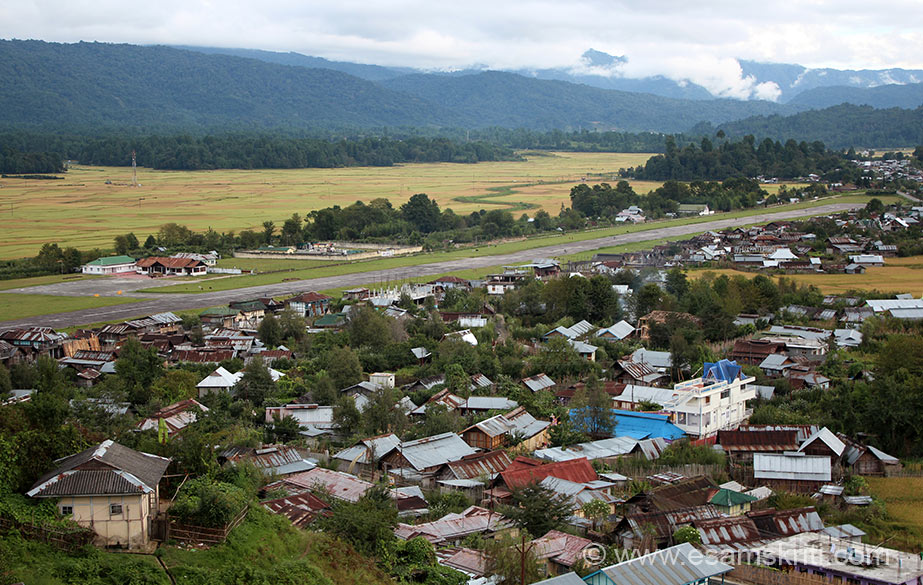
[
  {"x1": 81, "y1": 255, "x2": 137, "y2": 275},
  {"x1": 669, "y1": 359, "x2": 756, "y2": 439}
]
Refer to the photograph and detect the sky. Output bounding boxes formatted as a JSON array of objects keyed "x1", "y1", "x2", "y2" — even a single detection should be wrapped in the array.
[{"x1": 3, "y1": 0, "x2": 923, "y2": 100}]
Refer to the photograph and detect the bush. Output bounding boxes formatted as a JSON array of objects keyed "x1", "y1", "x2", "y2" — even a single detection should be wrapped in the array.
[{"x1": 171, "y1": 477, "x2": 248, "y2": 527}]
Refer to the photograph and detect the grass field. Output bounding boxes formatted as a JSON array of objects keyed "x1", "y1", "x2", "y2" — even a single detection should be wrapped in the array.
[
  {"x1": 0, "y1": 293, "x2": 140, "y2": 320},
  {"x1": 0, "y1": 273, "x2": 96, "y2": 291},
  {"x1": 864, "y1": 476, "x2": 923, "y2": 550},
  {"x1": 688, "y1": 256, "x2": 923, "y2": 296},
  {"x1": 0, "y1": 152, "x2": 655, "y2": 259}
]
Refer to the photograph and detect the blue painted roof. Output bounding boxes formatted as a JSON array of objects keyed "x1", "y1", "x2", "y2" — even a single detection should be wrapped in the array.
[
  {"x1": 569, "y1": 408, "x2": 685, "y2": 441},
  {"x1": 703, "y1": 359, "x2": 742, "y2": 384}
]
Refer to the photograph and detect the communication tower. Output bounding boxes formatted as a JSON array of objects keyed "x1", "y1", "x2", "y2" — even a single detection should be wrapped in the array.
[{"x1": 131, "y1": 150, "x2": 138, "y2": 187}]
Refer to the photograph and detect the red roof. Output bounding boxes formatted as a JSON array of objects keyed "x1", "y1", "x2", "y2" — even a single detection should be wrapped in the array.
[
  {"x1": 136, "y1": 256, "x2": 204, "y2": 269},
  {"x1": 286, "y1": 291, "x2": 332, "y2": 304},
  {"x1": 718, "y1": 430, "x2": 799, "y2": 452},
  {"x1": 499, "y1": 457, "x2": 597, "y2": 490}
]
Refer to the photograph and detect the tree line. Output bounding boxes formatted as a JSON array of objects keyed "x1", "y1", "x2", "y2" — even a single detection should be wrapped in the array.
[
  {"x1": 0, "y1": 132, "x2": 518, "y2": 172},
  {"x1": 624, "y1": 135, "x2": 856, "y2": 182}
]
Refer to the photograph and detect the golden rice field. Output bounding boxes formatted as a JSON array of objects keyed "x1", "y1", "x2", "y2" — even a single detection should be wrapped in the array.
[
  {"x1": 0, "y1": 152, "x2": 655, "y2": 260},
  {"x1": 866, "y1": 477, "x2": 923, "y2": 528},
  {"x1": 689, "y1": 256, "x2": 923, "y2": 296}
]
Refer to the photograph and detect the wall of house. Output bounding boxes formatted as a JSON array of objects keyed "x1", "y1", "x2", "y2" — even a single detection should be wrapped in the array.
[{"x1": 58, "y1": 491, "x2": 155, "y2": 548}]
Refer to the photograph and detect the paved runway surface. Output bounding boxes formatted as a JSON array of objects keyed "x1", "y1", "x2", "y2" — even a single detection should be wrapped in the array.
[{"x1": 0, "y1": 202, "x2": 862, "y2": 330}]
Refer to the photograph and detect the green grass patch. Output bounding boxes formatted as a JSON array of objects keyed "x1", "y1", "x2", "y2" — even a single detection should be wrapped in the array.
[
  {"x1": 0, "y1": 293, "x2": 141, "y2": 321},
  {"x1": 0, "y1": 534, "x2": 171, "y2": 585},
  {"x1": 160, "y1": 507, "x2": 394, "y2": 585},
  {"x1": 0, "y1": 507, "x2": 396, "y2": 585},
  {"x1": 0, "y1": 273, "x2": 98, "y2": 291}
]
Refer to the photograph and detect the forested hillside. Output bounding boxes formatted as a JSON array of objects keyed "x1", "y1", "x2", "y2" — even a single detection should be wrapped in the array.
[
  {"x1": 710, "y1": 104, "x2": 923, "y2": 148},
  {"x1": 788, "y1": 84, "x2": 923, "y2": 110},
  {"x1": 0, "y1": 40, "x2": 449, "y2": 131},
  {"x1": 0, "y1": 40, "x2": 797, "y2": 134},
  {"x1": 380, "y1": 71, "x2": 796, "y2": 132}
]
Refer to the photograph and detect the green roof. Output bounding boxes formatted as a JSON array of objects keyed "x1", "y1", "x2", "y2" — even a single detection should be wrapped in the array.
[
  {"x1": 314, "y1": 312, "x2": 347, "y2": 327},
  {"x1": 86, "y1": 255, "x2": 136, "y2": 266},
  {"x1": 709, "y1": 488, "x2": 757, "y2": 507}
]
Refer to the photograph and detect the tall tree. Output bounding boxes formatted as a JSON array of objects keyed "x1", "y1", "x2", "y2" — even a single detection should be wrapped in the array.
[{"x1": 115, "y1": 336, "x2": 164, "y2": 405}]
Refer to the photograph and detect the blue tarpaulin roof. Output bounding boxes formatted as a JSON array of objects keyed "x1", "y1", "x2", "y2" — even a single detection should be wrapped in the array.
[
  {"x1": 569, "y1": 408, "x2": 685, "y2": 441},
  {"x1": 703, "y1": 359, "x2": 742, "y2": 384}
]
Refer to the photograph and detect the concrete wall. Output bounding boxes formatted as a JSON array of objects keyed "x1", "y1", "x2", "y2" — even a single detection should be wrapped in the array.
[{"x1": 59, "y1": 490, "x2": 156, "y2": 548}]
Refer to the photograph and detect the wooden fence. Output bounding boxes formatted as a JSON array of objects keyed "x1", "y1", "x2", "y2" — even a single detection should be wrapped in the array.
[
  {"x1": 0, "y1": 515, "x2": 95, "y2": 550},
  {"x1": 165, "y1": 505, "x2": 249, "y2": 546},
  {"x1": 608, "y1": 460, "x2": 726, "y2": 479},
  {"x1": 728, "y1": 564, "x2": 833, "y2": 585}
]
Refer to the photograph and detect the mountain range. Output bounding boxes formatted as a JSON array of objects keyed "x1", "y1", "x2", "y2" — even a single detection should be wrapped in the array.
[
  {"x1": 0, "y1": 40, "x2": 921, "y2": 138},
  {"x1": 178, "y1": 45, "x2": 923, "y2": 108}
]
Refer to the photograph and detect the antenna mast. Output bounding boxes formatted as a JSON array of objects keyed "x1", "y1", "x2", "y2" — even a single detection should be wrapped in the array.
[{"x1": 131, "y1": 150, "x2": 138, "y2": 187}]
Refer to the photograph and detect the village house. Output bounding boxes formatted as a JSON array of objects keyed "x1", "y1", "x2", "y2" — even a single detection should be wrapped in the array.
[
  {"x1": 333, "y1": 433, "x2": 402, "y2": 477},
  {"x1": 135, "y1": 256, "x2": 207, "y2": 277},
  {"x1": 284, "y1": 291, "x2": 333, "y2": 318},
  {"x1": 382, "y1": 432, "x2": 477, "y2": 487},
  {"x1": 394, "y1": 506, "x2": 513, "y2": 545},
  {"x1": 264, "y1": 403, "x2": 336, "y2": 438},
  {"x1": 436, "y1": 450, "x2": 514, "y2": 499},
  {"x1": 136, "y1": 399, "x2": 208, "y2": 438},
  {"x1": 584, "y1": 543, "x2": 733, "y2": 585},
  {"x1": 753, "y1": 452, "x2": 832, "y2": 493},
  {"x1": 754, "y1": 532, "x2": 923, "y2": 585},
  {"x1": 530, "y1": 530, "x2": 596, "y2": 577},
  {"x1": 461, "y1": 406, "x2": 550, "y2": 451},
  {"x1": 668, "y1": 359, "x2": 756, "y2": 439},
  {"x1": 219, "y1": 444, "x2": 316, "y2": 477},
  {"x1": 27, "y1": 440, "x2": 170, "y2": 549},
  {"x1": 82, "y1": 255, "x2": 137, "y2": 275}
]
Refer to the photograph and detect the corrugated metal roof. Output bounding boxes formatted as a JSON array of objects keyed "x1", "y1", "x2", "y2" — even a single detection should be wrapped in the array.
[
  {"x1": 754, "y1": 453, "x2": 831, "y2": 482},
  {"x1": 867, "y1": 298, "x2": 923, "y2": 312},
  {"x1": 137, "y1": 399, "x2": 208, "y2": 435},
  {"x1": 530, "y1": 529, "x2": 594, "y2": 568},
  {"x1": 439, "y1": 548, "x2": 489, "y2": 576},
  {"x1": 500, "y1": 457, "x2": 597, "y2": 490},
  {"x1": 279, "y1": 468, "x2": 372, "y2": 503},
  {"x1": 334, "y1": 434, "x2": 401, "y2": 464},
  {"x1": 397, "y1": 433, "x2": 476, "y2": 471},
  {"x1": 718, "y1": 429, "x2": 799, "y2": 452},
  {"x1": 221, "y1": 444, "x2": 316, "y2": 476},
  {"x1": 28, "y1": 440, "x2": 170, "y2": 497},
  {"x1": 522, "y1": 373, "x2": 556, "y2": 392},
  {"x1": 446, "y1": 450, "x2": 513, "y2": 480},
  {"x1": 394, "y1": 506, "x2": 511, "y2": 544},
  {"x1": 799, "y1": 427, "x2": 846, "y2": 456},
  {"x1": 261, "y1": 492, "x2": 330, "y2": 528},
  {"x1": 695, "y1": 516, "x2": 762, "y2": 545},
  {"x1": 748, "y1": 506, "x2": 824, "y2": 535},
  {"x1": 531, "y1": 573, "x2": 587, "y2": 585},
  {"x1": 594, "y1": 543, "x2": 733, "y2": 585},
  {"x1": 534, "y1": 436, "x2": 639, "y2": 462}
]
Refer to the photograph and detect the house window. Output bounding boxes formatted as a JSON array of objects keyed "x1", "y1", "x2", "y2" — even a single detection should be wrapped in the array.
[
  {"x1": 61, "y1": 505, "x2": 73, "y2": 516},
  {"x1": 705, "y1": 395, "x2": 711, "y2": 404},
  {"x1": 720, "y1": 389, "x2": 730, "y2": 399},
  {"x1": 110, "y1": 504, "x2": 123, "y2": 515}
]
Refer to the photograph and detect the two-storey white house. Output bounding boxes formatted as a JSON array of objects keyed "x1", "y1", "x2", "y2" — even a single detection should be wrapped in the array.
[{"x1": 669, "y1": 359, "x2": 756, "y2": 439}]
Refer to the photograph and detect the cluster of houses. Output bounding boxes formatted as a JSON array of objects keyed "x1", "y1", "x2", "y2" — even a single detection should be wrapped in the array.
[
  {"x1": 578, "y1": 211, "x2": 917, "y2": 275},
  {"x1": 81, "y1": 251, "x2": 218, "y2": 277}
]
